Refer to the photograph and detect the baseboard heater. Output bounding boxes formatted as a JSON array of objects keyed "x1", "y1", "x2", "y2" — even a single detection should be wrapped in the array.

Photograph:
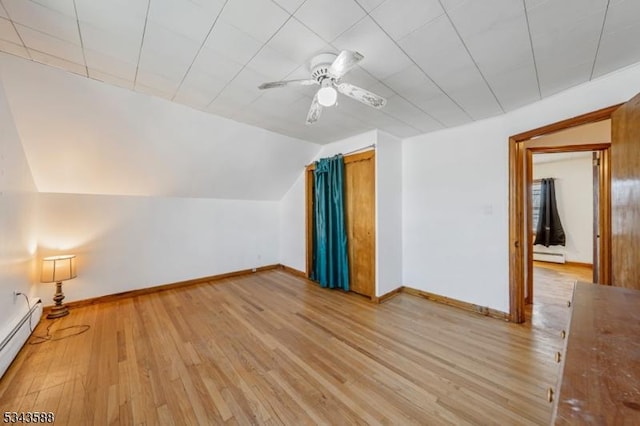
[
  {"x1": 533, "y1": 251, "x2": 566, "y2": 264},
  {"x1": 0, "y1": 299, "x2": 42, "y2": 378}
]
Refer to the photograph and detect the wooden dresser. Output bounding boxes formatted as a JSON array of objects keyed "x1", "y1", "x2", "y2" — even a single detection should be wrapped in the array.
[{"x1": 551, "y1": 282, "x2": 640, "y2": 424}]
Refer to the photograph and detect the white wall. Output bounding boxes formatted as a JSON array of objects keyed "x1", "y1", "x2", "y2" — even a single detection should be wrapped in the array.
[
  {"x1": 313, "y1": 130, "x2": 378, "y2": 159},
  {"x1": 37, "y1": 193, "x2": 279, "y2": 302},
  {"x1": 403, "y1": 119, "x2": 508, "y2": 310},
  {"x1": 403, "y1": 61, "x2": 640, "y2": 313},
  {"x1": 0, "y1": 77, "x2": 39, "y2": 338},
  {"x1": 279, "y1": 173, "x2": 306, "y2": 272},
  {"x1": 376, "y1": 131, "x2": 403, "y2": 296},
  {"x1": 533, "y1": 154, "x2": 594, "y2": 264}
]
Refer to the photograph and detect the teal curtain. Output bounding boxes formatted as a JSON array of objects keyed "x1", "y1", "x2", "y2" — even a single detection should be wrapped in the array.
[{"x1": 312, "y1": 155, "x2": 349, "y2": 291}]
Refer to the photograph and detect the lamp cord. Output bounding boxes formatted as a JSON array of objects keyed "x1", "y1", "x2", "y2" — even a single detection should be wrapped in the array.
[
  {"x1": 29, "y1": 322, "x2": 90, "y2": 345},
  {"x1": 16, "y1": 292, "x2": 34, "y2": 332},
  {"x1": 16, "y1": 291, "x2": 91, "y2": 344}
]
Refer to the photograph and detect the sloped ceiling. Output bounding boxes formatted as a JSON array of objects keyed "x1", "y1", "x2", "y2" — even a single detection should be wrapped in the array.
[
  {"x1": 0, "y1": 53, "x2": 320, "y2": 200},
  {"x1": 533, "y1": 151, "x2": 592, "y2": 165},
  {"x1": 0, "y1": 0, "x2": 639, "y2": 143},
  {"x1": 532, "y1": 119, "x2": 610, "y2": 164}
]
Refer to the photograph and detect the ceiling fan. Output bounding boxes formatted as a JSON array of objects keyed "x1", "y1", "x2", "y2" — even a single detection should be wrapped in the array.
[{"x1": 258, "y1": 50, "x2": 387, "y2": 124}]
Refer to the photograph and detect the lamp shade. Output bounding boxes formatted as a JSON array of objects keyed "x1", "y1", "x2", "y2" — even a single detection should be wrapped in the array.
[{"x1": 41, "y1": 255, "x2": 77, "y2": 283}]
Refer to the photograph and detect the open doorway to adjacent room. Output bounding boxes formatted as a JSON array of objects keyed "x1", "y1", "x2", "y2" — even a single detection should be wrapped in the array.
[
  {"x1": 509, "y1": 109, "x2": 616, "y2": 326},
  {"x1": 529, "y1": 149, "x2": 599, "y2": 330}
]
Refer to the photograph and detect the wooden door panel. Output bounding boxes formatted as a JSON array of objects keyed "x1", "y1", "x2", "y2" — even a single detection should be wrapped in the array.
[
  {"x1": 611, "y1": 92, "x2": 640, "y2": 288},
  {"x1": 344, "y1": 156, "x2": 375, "y2": 297}
]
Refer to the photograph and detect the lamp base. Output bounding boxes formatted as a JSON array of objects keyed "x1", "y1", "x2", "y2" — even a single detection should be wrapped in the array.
[
  {"x1": 47, "y1": 305, "x2": 69, "y2": 319},
  {"x1": 47, "y1": 281, "x2": 69, "y2": 319}
]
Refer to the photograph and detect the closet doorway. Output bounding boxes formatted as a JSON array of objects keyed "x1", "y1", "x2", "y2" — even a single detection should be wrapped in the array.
[{"x1": 305, "y1": 150, "x2": 375, "y2": 299}]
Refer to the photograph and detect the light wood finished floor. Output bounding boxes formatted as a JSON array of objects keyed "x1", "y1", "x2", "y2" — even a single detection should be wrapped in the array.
[
  {"x1": 1, "y1": 270, "x2": 575, "y2": 425},
  {"x1": 528, "y1": 261, "x2": 592, "y2": 334}
]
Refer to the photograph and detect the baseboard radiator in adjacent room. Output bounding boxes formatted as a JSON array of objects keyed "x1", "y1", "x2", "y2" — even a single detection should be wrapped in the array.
[
  {"x1": 0, "y1": 299, "x2": 42, "y2": 378},
  {"x1": 533, "y1": 251, "x2": 566, "y2": 264}
]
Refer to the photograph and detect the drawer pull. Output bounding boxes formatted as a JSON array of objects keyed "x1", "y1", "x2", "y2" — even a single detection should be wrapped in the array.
[
  {"x1": 560, "y1": 330, "x2": 566, "y2": 339},
  {"x1": 547, "y1": 387, "x2": 554, "y2": 403},
  {"x1": 567, "y1": 300, "x2": 571, "y2": 308},
  {"x1": 555, "y1": 352, "x2": 562, "y2": 363}
]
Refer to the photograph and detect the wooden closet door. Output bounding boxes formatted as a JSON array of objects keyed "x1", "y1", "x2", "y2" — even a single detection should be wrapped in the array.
[
  {"x1": 343, "y1": 152, "x2": 375, "y2": 297},
  {"x1": 611, "y1": 92, "x2": 640, "y2": 288}
]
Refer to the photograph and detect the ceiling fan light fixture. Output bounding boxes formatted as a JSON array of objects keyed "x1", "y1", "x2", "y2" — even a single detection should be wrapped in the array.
[
  {"x1": 258, "y1": 51, "x2": 387, "y2": 124},
  {"x1": 317, "y1": 85, "x2": 337, "y2": 107}
]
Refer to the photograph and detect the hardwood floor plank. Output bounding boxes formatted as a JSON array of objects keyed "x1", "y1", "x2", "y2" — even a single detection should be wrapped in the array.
[
  {"x1": 32, "y1": 382, "x2": 64, "y2": 416},
  {"x1": 267, "y1": 370, "x2": 328, "y2": 426},
  {"x1": 156, "y1": 403, "x2": 175, "y2": 426},
  {"x1": 200, "y1": 374, "x2": 234, "y2": 422},
  {"x1": 16, "y1": 392, "x2": 38, "y2": 415},
  {"x1": 0, "y1": 268, "x2": 583, "y2": 424}
]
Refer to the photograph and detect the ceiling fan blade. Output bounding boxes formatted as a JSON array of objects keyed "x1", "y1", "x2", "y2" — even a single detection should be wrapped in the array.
[
  {"x1": 336, "y1": 83, "x2": 387, "y2": 109},
  {"x1": 306, "y1": 93, "x2": 323, "y2": 124},
  {"x1": 328, "y1": 50, "x2": 364, "y2": 79},
  {"x1": 258, "y1": 79, "x2": 317, "y2": 90}
]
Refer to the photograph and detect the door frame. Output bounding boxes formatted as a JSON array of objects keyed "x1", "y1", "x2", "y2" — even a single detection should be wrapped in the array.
[
  {"x1": 592, "y1": 151, "x2": 601, "y2": 284},
  {"x1": 508, "y1": 105, "x2": 620, "y2": 323}
]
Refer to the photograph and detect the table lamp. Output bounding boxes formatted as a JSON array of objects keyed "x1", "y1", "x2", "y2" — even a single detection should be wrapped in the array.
[{"x1": 41, "y1": 255, "x2": 77, "y2": 319}]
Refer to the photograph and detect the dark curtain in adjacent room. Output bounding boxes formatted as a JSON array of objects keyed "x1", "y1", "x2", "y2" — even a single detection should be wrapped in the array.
[
  {"x1": 311, "y1": 155, "x2": 349, "y2": 291},
  {"x1": 534, "y1": 178, "x2": 566, "y2": 247}
]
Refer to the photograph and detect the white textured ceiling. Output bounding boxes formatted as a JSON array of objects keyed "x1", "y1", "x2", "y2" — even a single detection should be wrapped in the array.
[{"x1": 0, "y1": 0, "x2": 639, "y2": 144}]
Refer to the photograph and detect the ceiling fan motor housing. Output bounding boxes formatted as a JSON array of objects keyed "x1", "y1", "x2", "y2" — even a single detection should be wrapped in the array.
[{"x1": 310, "y1": 52, "x2": 338, "y2": 83}]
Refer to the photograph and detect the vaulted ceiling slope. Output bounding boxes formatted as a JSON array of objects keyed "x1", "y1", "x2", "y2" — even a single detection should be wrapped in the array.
[
  {"x1": 0, "y1": 53, "x2": 320, "y2": 200},
  {"x1": 0, "y1": 0, "x2": 638, "y2": 144}
]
